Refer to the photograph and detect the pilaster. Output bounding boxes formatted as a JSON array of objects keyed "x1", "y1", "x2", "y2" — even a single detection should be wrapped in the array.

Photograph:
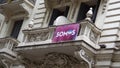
[
  {"x1": 99, "y1": 0, "x2": 120, "y2": 48},
  {"x1": 95, "y1": 49, "x2": 114, "y2": 68}
]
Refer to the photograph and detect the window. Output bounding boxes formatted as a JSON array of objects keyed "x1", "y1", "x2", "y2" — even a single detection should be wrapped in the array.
[
  {"x1": 0, "y1": 0, "x2": 7, "y2": 4},
  {"x1": 49, "y1": 6, "x2": 70, "y2": 26},
  {"x1": 77, "y1": 0, "x2": 101, "y2": 22},
  {"x1": 10, "y1": 20, "x2": 23, "y2": 39}
]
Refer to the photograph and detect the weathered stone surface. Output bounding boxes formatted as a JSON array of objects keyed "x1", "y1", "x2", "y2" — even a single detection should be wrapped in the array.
[{"x1": 39, "y1": 52, "x2": 80, "y2": 68}]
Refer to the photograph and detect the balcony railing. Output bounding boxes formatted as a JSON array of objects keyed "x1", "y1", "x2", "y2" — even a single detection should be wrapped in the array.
[
  {"x1": 0, "y1": 37, "x2": 19, "y2": 50},
  {"x1": 79, "y1": 20, "x2": 101, "y2": 44},
  {"x1": 23, "y1": 26, "x2": 55, "y2": 43},
  {"x1": 0, "y1": 37, "x2": 19, "y2": 65},
  {"x1": 23, "y1": 20, "x2": 101, "y2": 48}
]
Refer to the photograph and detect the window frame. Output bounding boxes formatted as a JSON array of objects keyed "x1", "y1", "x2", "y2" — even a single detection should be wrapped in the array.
[
  {"x1": 49, "y1": 6, "x2": 70, "y2": 26},
  {"x1": 46, "y1": 1, "x2": 72, "y2": 26},
  {"x1": 76, "y1": 0, "x2": 101, "y2": 23},
  {"x1": 6, "y1": 16, "x2": 25, "y2": 39},
  {"x1": 10, "y1": 20, "x2": 23, "y2": 39}
]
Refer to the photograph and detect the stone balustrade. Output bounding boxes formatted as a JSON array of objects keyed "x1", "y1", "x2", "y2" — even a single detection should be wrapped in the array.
[
  {"x1": 79, "y1": 20, "x2": 101, "y2": 44},
  {"x1": 0, "y1": 37, "x2": 19, "y2": 50},
  {"x1": 23, "y1": 20, "x2": 101, "y2": 47},
  {"x1": 23, "y1": 27, "x2": 55, "y2": 43},
  {"x1": 0, "y1": 37, "x2": 19, "y2": 68}
]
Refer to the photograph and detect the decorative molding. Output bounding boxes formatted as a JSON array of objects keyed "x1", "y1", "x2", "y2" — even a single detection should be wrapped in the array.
[
  {"x1": 0, "y1": 37, "x2": 19, "y2": 50},
  {"x1": 46, "y1": 0, "x2": 71, "y2": 8},
  {"x1": 17, "y1": 54, "x2": 41, "y2": 68},
  {"x1": 0, "y1": 0, "x2": 30, "y2": 22},
  {"x1": 102, "y1": 0, "x2": 108, "y2": 13},
  {"x1": 1, "y1": 59, "x2": 11, "y2": 68},
  {"x1": 80, "y1": 21, "x2": 101, "y2": 44},
  {"x1": 0, "y1": 17, "x2": 4, "y2": 33},
  {"x1": 75, "y1": 49, "x2": 94, "y2": 68},
  {"x1": 85, "y1": 8, "x2": 93, "y2": 22},
  {"x1": 16, "y1": 52, "x2": 84, "y2": 68},
  {"x1": 89, "y1": 30, "x2": 98, "y2": 43},
  {"x1": 23, "y1": 27, "x2": 55, "y2": 43},
  {"x1": 27, "y1": 31, "x2": 50, "y2": 42},
  {"x1": 38, "y1": 52, "x2": 81, "y2": 68}
]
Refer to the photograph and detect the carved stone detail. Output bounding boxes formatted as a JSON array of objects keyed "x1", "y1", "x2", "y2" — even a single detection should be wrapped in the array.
[
  {"x1": 27, "y1": 31, "x2": 49, "y2": 42},
  {"x1": 47, "y1": 0, "x2": 71, "y2": 8},
  {"x1": 17, "y1": 55, "x2": 37, "y2": 68},
  {"x1": 39, "y1": 53, "x2": 80, "y2": 68},
  {"x1": 75, "y1": 49, "x2": 94, "y2": 68},
  {"x1": 89, "y1": 30, "x2": 98, "y2": 43},
  {"x1": 80, "y1": 21, "x2": 101, "y2": 44},
  {"x1": 0, "y1": 37, "x2": 19, "y2": 50},
  {"x1": 0, "y1": 41, "x2": 5, "y2": 49},
  {"x1": 80, "y1": 49, "x2": 93, "y2": 63},
  {"x1": 102, "y1": 0, "x2": 108, "y2": 13},
  {"x1": 16, "y1": 53, "x2": 84, "y2": 68},
  {"x1": 0, "y1": 59, "x2": 11, "y2": 68}
]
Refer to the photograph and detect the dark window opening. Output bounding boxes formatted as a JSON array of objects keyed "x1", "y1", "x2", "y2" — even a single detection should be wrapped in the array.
[
  {"x1": 10, "y1": 20, "x2": 23, "y2": 39},
  {"x1": 0, "y1": 0, "x2": 7, "y2": 4},
  {"x1": 49, "y1": 6, "x2": 70, "y2": 26},
  {"x1": 92, "y1": 0, "x2": 101, "y2": 22},
  {"x1": 77, "y1": 0, "x2": 101, "y2": 23},
  {"x1": 77, "y1": 3, "x2": 90, "y2": 22}
]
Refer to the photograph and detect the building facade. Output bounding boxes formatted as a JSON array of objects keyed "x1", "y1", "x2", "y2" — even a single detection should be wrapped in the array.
[{"x1": 0, "y1": 0, "x2": 120, "y2": 68}]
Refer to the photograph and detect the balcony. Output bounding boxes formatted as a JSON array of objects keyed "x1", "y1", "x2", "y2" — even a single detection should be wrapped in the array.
[
  {"x1": 14, "y1": 8, "x2": 100, "y2": 64},
  {"x1": 0, "y1": 0, "x2": 33, "y2": 20},
  {"x1": 0, "y1": 37, "x2": 19, "y2": 61},
  {"x1": 15, "y1": 19, "x2": 101, "y2": 64},
  {"x1": 21, "y1": 20, "x2": 100, "y2": 47}
]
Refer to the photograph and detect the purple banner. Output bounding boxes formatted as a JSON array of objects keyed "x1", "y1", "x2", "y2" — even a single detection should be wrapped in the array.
[{"x1": 52, "y1": 23, "x2": 80, "y2": 43}]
